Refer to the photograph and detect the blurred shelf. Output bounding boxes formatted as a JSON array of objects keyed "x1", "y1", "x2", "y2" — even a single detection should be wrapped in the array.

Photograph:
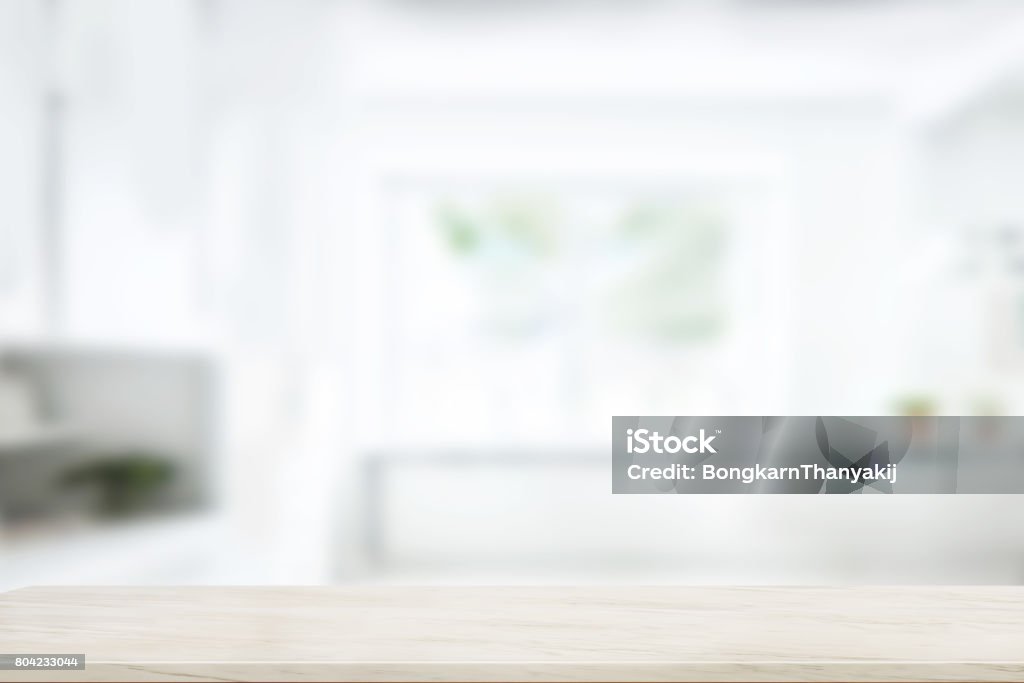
[
  {"x1": 0, "y1": 337, "x2": 217, "y2": 359},
  {"x1": 0, "y1": 423, "x2": 85, "y2": 455}
]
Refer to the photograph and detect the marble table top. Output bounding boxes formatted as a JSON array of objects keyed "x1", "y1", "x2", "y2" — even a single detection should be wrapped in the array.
[{"x1": 2, "y1": 586, "x2": 1023, "y2": 681}]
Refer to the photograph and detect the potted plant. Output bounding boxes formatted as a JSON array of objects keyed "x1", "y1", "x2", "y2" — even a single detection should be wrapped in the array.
[{"x1": 59, "y1": 453, "x2": 175, "y2": 518}]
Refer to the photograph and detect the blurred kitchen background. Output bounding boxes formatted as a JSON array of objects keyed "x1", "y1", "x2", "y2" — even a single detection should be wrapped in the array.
[{"x1": 2, "y1": 0, "x2": 1024, "y2": 589}]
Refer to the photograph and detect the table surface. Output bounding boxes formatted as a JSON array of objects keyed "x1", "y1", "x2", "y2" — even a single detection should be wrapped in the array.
[{"x1": 2, "y1": 586, "x2": 1024, "y2": 681}]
